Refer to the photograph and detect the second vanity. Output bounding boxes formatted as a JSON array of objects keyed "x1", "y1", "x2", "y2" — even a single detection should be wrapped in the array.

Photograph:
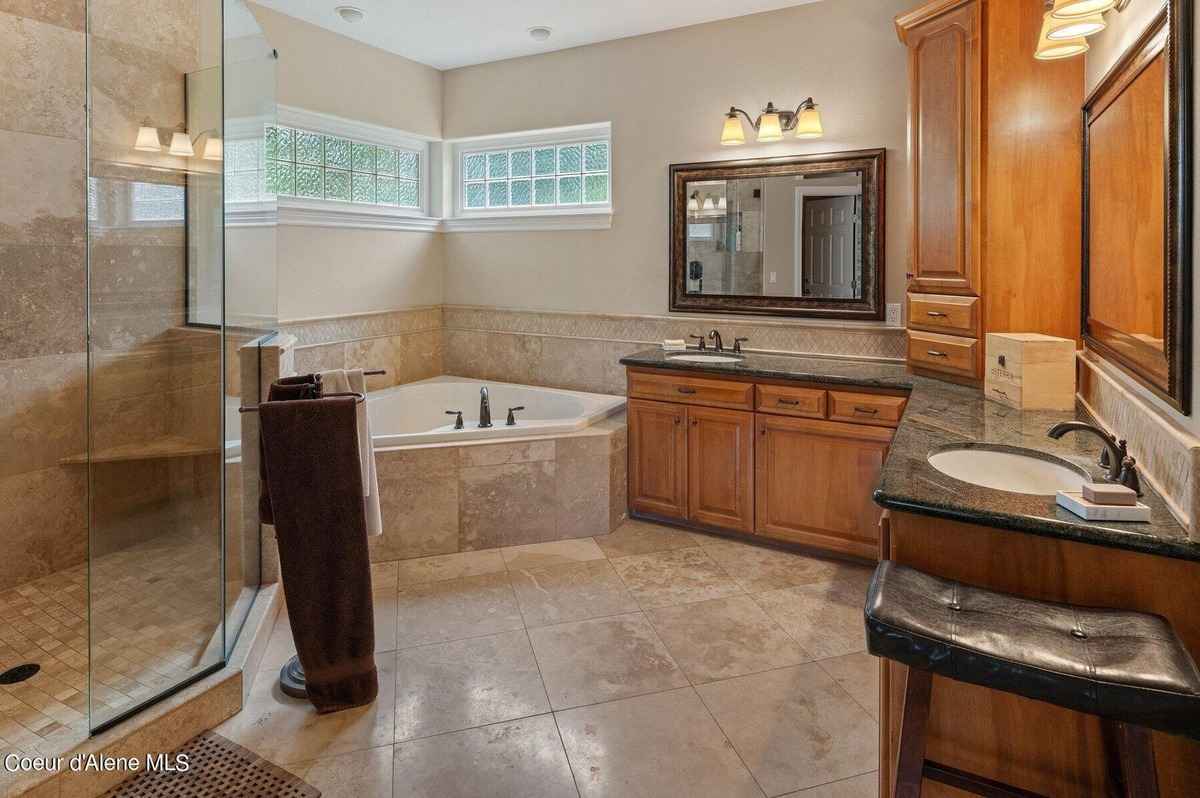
[{"x1": 619, "y1": 347, "x2": 1200, "y2": 797}]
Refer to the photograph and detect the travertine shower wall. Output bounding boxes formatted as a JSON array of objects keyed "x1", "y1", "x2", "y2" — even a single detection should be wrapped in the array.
[{"x1": 0, "y1": 0, "x2": 89, "y2": 589}]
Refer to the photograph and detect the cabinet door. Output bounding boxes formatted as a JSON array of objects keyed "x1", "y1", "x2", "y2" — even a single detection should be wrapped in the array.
[
  {"x1": 628, "y1": 399, "x2": 688, "y2": 520},
  {"x1": 686, "y1": 406, "x2": 755, "y2": 533},
  {"x1": 904, "y1": 1, "x2": 981, "y2": 296},
  {"x1": 755, "y1": 415, "x2": 890, "y2": 559}
]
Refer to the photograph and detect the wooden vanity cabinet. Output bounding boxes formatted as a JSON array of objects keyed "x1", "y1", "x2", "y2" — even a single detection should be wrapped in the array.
[
  {"x1": 756, "y1": 415, "x2": 891, "y2": 559},
  {"x1": 627, "y1": 367, "x2": 903, "y2": 557}
]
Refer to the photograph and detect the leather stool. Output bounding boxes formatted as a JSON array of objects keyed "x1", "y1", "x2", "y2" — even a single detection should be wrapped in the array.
[{"x1": 865, "y1": 561, "x2": 1200, "y2": 798}]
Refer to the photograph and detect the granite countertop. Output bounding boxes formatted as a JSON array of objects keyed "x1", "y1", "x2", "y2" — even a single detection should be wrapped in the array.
[{"x1": 620, "y1": 348, "x2": 1199, "y2": 563}]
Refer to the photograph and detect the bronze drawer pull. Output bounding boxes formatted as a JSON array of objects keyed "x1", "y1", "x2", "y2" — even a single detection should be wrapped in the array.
[
  {"x1": 777, "y1": 398, "x2": 801, "y2": 406},
  {"x1": 854, "y1": 407, "x2": 879, "y2": 415},
  {"x1": 992, "y1": 388, "x2": 1009, "y2": 397},
  {"x1": 677, "y1": 387, "x2": 697, "y2": 395},
  {"x1": 926, "y1": 350, "x2": 949, "y2": 358},
  {"x1": 926, "y1": 311, "x2": 948, "y2": 318}
]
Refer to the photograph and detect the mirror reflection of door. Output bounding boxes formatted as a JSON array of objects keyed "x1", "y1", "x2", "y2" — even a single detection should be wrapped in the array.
[{"x1": 801, "y1": 194, "x2": 860, "y2": 299}]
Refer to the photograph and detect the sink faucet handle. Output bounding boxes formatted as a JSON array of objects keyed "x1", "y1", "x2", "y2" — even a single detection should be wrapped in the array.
[
  {"x1": 506, "y1": 406, "x2": 525, "y2": 426},
  {"x1": 1118, "y1": 455, "x2": 1143, "y2": 496},
  {"x1": 1099, "y1": 438, "x2": 1129, "y2": 470},
  {"x1": 445, "y1": 410, "x2": 464, "y2": 430},
  {"x1": 688, "y1": 334, "x2": 707, "y2": 350},
  {"x1": 733, "y1": 337, "x2": 749, "y2": 354}
]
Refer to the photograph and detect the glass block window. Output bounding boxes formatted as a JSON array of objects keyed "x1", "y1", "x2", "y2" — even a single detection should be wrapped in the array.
[
  {"x1": 462, "y1": 139, "x2": 610, "y2": 211},
  {"x1": 131, "y1": 181, "x2": 185, "y2": 222},
  {"x1": 261, "y1": 125, "x2": 421, "y2": 209}
]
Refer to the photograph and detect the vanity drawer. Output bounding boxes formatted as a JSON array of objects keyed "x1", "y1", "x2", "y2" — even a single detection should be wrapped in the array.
[
  {"x1": 828, "y1": 391, "x2": 908, "y2": 427},
  {"x1": 907, "y1": 330, "x2": 980, "y2": 378},
  {"x1": 756, "y1": 384, "x2": 827, "y2": 419},
  {"x1": 628, "y1": 370, "x2": 754, "y2": 410},
  {"x1": 908, "y1": 293, "x2": 980, "y2": 337}
]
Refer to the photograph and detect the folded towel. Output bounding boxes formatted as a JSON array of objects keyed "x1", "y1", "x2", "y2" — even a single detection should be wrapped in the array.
[
  {"x1": 258, "y1": 374, "x2": 322, "y2": 526},
  {"x1": 320, "y1": 368, "x2": 383, "y2": 538},
  {"x1": 662, "y1": 339, "x2": 687, "y2": 351},
  {"x1": 259, "y1": 392, "x2": 378, "y2": 713}
]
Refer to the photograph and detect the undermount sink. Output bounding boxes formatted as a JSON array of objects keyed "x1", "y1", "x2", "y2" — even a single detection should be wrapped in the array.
[
  {"x1": 927, "y1": 446, "x2": 1089, "y2": 496},
  {"x1": 668, "y1": 353, "x2": 744, "y2": 364}
]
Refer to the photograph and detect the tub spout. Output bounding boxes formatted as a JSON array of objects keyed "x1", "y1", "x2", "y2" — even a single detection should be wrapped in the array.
[{"x1": 479, "y1": 387, "x2": 492, "y2": 428}]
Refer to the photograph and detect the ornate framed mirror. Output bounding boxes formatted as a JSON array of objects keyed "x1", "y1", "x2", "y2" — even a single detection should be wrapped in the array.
[
  {"x1": 669, "y1": 149, "x2": 886, "y2": 320},
  {"x1": 1083, "y1": 5, "x2": 1192, "y2": 413}
]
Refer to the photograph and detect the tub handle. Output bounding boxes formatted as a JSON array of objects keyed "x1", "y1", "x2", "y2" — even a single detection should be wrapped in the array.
[
  {"x1": 445, "y1": 410, "x2": 464, "y2": 430},
  {"x1": 506, "y1": 406, "x2": 525, "y2": 426}
]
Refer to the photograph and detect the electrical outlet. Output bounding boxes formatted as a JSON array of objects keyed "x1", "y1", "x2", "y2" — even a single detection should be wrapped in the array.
[
  {"x1": 768, "y1": 271, "x2": 777, "y2": 284},
  {"x1": 886, "y1": 303, "x2": 902, "y2": 326}
]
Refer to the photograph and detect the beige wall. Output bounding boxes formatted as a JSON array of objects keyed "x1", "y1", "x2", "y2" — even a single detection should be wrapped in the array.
[
  {"x1": 441, "y1": 0, "x2": 910, "y2": 318},
  {"x1": 248, "y1": 3, "x2": 447, "y2": 322}
]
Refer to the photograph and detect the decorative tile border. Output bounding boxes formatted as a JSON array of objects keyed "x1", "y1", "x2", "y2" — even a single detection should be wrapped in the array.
[
  {"x1": 443, "y1": 305, "x2": 907, "y2": 361},
  {"x1": 280, "y1": 305, "x2": 443, "y2": 347}
]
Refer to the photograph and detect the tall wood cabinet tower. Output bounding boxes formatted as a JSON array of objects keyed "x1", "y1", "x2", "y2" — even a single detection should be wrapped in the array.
[{"x1": 897, "y1": 0, "x2": 1083, "y2": 383}]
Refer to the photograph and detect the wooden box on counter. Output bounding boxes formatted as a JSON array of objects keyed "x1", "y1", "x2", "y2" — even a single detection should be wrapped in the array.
[{"x1": 984, "y1": 333, "x2": 1076, "y2": 411}]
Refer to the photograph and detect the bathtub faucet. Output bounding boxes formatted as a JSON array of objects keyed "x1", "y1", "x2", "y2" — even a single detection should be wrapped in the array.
[{"x1": 479, "y1": 386, "x2": 493, "y2": 428}]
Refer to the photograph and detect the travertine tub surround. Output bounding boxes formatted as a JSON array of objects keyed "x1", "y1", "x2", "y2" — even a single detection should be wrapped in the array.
[{"x1": 369, "y1": 417, "x2": 627, "y2": 563}]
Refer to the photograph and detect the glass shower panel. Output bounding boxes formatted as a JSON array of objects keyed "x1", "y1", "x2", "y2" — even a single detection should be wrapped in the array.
[
  {"x1": 86, "y1": 0, "x2": 225, "y2": 730},
  {"x1": 221, "y1": 0, "x2": 279, "y2": 656}
]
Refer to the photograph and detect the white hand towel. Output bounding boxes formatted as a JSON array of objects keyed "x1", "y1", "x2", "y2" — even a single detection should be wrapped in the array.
[{"x1": 319, "y1": 369, "x2": 384, "y2": 538}]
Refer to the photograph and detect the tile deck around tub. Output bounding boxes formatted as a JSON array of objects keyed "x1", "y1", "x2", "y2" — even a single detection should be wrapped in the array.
[{"x1": 204, "y1": 521, "x2": 880, "y2": 798}]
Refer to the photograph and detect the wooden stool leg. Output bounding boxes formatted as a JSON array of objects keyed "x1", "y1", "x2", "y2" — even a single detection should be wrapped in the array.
[
  {"x1": 1106, "y1": 721, "x2": 1160, "y2": 798},
  {"x1": 894, "y1": 667, "x2": 933, "y2": 798}
]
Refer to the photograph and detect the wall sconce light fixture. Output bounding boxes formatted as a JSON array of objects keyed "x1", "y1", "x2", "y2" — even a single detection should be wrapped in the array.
[
  {"x1": 133, "y1": 121, "x2": 223, "y2": 161},
  {"x1": 721, "y1": 98, "x2": 823, "y2": 146},
  {"x1": 1035, "y1": 0, "x2": 1130, "y2": 60}
]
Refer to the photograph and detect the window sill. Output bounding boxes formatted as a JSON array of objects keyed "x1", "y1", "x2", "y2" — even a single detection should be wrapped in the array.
[
  {"x1": 225, "y1": 201, "x2": 613, "y2": 233},
  {"x1": 442, "y1": 207, "x2": 613, "y2": 233}
]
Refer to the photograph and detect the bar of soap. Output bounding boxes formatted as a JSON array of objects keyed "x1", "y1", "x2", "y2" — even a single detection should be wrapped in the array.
[
  {"x1": 1082, "y1": 482, "x2": 1138, "y2": 506},
  {"x1": 662, "y1": 339, "x2": 687, "y2": 351},
  {"x1": 1057, "y1": 492, "x2": 1150, "y2": 522}
]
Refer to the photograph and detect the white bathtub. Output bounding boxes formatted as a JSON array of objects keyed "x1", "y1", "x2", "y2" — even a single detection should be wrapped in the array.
[
  {"x1": 226, "y1": 376, "x2": 625, "y2": 456},
  {"x1": 369, "y1": 376, "x2": 626, "y2": 447}
]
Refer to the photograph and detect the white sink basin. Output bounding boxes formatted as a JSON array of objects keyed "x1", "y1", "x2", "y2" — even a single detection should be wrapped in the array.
[
  {"x1": 668, "y1": 353, "x2": 743, "y2": 364},
  {"x1": 927, "y1": 446, "x2": 1088, "y2": 496}
]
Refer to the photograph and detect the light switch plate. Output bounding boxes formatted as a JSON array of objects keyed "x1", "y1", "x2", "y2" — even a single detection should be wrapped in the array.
[{"x1": 886, "y1": 303, "x2": 902, "y2": 326}]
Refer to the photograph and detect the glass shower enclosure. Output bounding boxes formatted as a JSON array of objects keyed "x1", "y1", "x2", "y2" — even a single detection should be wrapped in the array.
[{"x1": 83, "y1": 0, "x2": 277, "y2": 732}]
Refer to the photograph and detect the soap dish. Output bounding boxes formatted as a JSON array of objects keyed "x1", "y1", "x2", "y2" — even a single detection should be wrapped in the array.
[{"x1": 1057, "y1": 491, "x2": 1151, "y2": 523}]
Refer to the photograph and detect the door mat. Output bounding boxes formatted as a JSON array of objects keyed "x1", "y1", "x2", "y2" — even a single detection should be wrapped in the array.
[{"x1": 101, "y1": 731, "x2": 321, "y2": 797}]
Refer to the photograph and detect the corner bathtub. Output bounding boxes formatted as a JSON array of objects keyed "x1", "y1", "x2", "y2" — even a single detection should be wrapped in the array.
[
  {"x1": 226, "y1": 376, "x2": 626, "y2": 457},
  {"x1": 368, "y1": 376, "x2": 626, "y2": 447}
]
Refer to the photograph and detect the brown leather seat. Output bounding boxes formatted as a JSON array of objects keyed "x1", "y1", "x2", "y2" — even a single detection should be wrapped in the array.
[{"x1": 865, "y1": 561, "x2": 1200, "y2": 741}]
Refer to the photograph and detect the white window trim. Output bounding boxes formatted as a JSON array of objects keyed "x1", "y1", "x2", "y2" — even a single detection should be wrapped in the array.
[{"x1": 443, "y1": 121, "x2": 613, "y2": 233}]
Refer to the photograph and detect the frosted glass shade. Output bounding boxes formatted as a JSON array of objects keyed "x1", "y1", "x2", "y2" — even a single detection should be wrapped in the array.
[
  {"x1": 794, "y1": 106, "x2": 824, "y2": 138},
  {"x1": 1047, "y1": 12, "x2": 1106, "y2": 40},
  {"x1": 1036, "y1": 12, "x2": 1089, "y2": 60},
  {"x1": 756, "y1": 111, "x2": 784, "y2": 143},
  {"x1": 134, "y1": 124, "x2": 161, "y2": 152},
  {"x1": 687, "y1": 196, "x2": 699, "y2": 212},
  {"x1": 1051, "y1": 0, "x2": 1116, "y2": 18},
  {"x1": 168, "y1": 131, "x2": 195, "y2": 157},
  {"x1": 202, "y1": 136, "x2": 223, "y2": 161},
  {"x1": 720, "y1": 114, "x2": 746, "y2": 146}
]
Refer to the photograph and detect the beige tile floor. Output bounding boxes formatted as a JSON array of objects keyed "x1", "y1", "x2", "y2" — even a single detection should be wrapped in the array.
[{"x1": 218, "y1": 519, "x2": 881, "y2": 798}]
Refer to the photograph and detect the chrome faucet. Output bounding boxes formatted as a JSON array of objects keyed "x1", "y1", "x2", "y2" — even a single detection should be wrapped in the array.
[
  {"x1": 478, "y1": 386, "x2": 492, "y2": 428},
  {"x1": 1046, "y1": 421, "x2": 1141, "y2": 495}
]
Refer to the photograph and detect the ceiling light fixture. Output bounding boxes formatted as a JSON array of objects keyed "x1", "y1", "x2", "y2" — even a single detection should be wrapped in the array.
[
  {"x1": 134, "y1": 121, "x2": 161, "y2": 152},
  {"x1": 528, "y1": 26, "x2": 552, "y2": 42},
  {"x1": 1032, "y1": 0, "x2": 1128, "y2": 62},
  {"x1": 720, "y1": 98, "x2": 823, "y2": 146},
  {"x1": 335, "y1": 5, "x2": 365, "y2": 23},
  {"x1": 1046, "y1": 12, "x2": 1107, "y2": 39},
  {"x1": 1051, "y1": 0, "x2": 1119, "y2": 17}
]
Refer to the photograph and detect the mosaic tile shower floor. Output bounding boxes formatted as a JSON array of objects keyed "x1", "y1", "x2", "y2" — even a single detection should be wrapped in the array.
[{"x1": 0, "y1": 525, "x2": 222, "y2": 763}]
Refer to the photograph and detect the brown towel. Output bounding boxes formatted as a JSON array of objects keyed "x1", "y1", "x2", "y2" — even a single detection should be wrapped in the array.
[
  {"x1": 259, "y1": 392, "x2": 378, "y2": 713},
  {"x1": 258, "y1": 374, "x2": 322, "y2": 525}
]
